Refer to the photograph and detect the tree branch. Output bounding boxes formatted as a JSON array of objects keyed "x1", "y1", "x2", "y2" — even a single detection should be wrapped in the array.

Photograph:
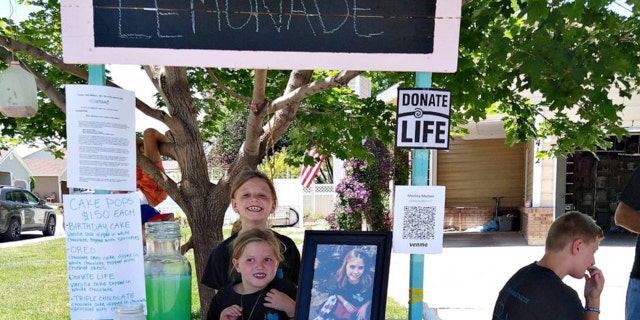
[
  {"x1": 270, "y1": 70, "x2": 362, "y2": 112},
  {"x1": 251, "y1": 70, "x2": 270, "y2": 144},
  {"x1": 0, "y1": 35, "x2": 167, "y2": 125},
  {"x1": 243, "y1": 105, "x2": 268, "y2": 160},
  {"x1": 206, "y1": 68, "x2": 251, "y2": 104},
  {"x1": 257, "y1": 70, "x2": 362, "y2": 161},
  {"x1": 136, "y1": 136, "x2": 177, "y2": 161},
  {"x1": 252, "y1": 69, "x2": 268, "y2": 103},
  {"x1": 0, "y1": 34, "x2": 86, "y2": 79},
  {"x1": 237, "y1": 70, "x2": 273, "y2": 161},
  {"x1": 136, "y1": 151, "x2": 180, "y2": 199}
]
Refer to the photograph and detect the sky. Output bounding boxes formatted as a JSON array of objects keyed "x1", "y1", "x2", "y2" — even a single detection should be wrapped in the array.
[
  {"x1": 105, "y1": 65, "x2": 168, "y2": 132},
  {"x1": 1, "y1": 1, "x2": 168, "y2": 133},
  {"x1": 1, "y1": 1, "x2": 33, "y2": 21}
]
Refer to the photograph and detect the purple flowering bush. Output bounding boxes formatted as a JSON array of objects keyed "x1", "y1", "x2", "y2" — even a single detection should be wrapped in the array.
[{"x1": 327, "y1": 138, "x2": 393, "y2": 231}]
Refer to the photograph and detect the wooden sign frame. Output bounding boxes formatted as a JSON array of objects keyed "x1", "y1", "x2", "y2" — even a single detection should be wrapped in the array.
[{"x1": 61, "y1": 0, "x2": 461, "y2": 72}]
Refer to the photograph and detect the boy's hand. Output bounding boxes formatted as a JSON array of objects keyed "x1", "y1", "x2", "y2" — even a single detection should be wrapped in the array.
[{"x1": 584, "y1": 265, "x2": 605, "y2": 302}]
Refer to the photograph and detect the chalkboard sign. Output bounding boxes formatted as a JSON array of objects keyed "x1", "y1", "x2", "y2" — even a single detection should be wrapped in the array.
[
  {"x1": 61, "y1": 0, "x2": 461, "y2": 72},
  {"x1": 94, "y1": 0, "x2": 435, "y2": 54}
]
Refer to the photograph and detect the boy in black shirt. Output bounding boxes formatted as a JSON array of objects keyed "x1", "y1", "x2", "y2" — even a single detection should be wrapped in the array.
[{"x1": 493, "y1": 211, "x2": 605, "y2": 320}]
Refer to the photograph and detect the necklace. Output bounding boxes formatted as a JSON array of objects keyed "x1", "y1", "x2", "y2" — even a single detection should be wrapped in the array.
[{"x1": 240, "y1": 288, "x2": 264, "y2": 320}]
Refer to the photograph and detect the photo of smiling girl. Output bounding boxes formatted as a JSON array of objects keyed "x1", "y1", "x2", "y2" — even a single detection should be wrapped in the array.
[{"x1": 312, "y1": 246, "x2": 374, "y2": 320}]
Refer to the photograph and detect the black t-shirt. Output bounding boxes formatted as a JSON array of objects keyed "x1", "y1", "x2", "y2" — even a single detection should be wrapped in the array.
[
  {"x1": 619, "y1": 167, "x2": 640, "y2": 279},
  {"x1": 201, "y1": 230, "x2": 301, "y2": 289},
  {"x1": 335, "y1": 281, "x2": 373, "y2": 319},
  {"x1": 492, "y1": 262, "x2": 583, "y2": 320},
  {"x1": 206, "y1": 277, "x2": 297, "y2": 320}
]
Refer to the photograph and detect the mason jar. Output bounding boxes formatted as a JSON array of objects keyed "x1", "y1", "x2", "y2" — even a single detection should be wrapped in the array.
[{"x1": 144, "y1": 221, "x2": 192, "y2": 320}]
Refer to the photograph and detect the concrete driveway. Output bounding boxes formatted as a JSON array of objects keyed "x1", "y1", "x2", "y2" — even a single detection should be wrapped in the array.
[{"x1": 386, "y1": 231, "x2": 637, "y2": 320}]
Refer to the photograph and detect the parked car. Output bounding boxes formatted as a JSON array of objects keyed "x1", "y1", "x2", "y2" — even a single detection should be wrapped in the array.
[{"x1": 0, "y1": 186, "x2": 56, "y2": 241}]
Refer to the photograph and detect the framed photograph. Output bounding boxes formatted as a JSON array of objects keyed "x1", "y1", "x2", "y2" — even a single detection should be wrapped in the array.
[{"x1": 296, "y1": 230, "x2": 393, "y2": 320}]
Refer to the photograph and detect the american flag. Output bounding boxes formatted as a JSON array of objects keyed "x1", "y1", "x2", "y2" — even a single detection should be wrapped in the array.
[{"x1": 299, "y1": 147, "x2": 327, "y2": 187}]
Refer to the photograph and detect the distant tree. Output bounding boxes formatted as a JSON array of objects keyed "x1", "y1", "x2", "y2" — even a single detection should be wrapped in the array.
[{"x1": 257, "y1": 148, "x2": 302, "y2": 179}]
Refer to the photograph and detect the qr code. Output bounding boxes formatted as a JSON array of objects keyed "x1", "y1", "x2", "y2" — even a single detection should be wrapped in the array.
[{"x1": 402, "y1": 206, "x2": 436, "y2": 239}]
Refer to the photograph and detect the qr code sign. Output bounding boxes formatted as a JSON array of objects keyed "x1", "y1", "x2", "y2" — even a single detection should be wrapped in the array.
[{"x1": 402, "y1": 206, "x2": 436, "y2": 239}]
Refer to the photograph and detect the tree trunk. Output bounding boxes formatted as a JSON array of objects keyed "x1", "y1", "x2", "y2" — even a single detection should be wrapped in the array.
[
  {"x1": 136, "y1": 66, "x2": 362, "y2": 317},
  {"x1": 188, "y1": 182, "x2": 230, "y2": 317},
  {"x1": 144, "y1": 66, "x2": 226, "y2": 316}
]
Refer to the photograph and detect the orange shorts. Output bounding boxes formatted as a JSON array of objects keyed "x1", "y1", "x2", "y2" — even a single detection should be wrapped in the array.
[{"x1": 137, "y1": 161, "x2": 168, "y2": 207}]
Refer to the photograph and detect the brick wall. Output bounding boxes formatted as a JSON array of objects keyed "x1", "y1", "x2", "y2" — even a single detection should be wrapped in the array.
[
  {"x1": 444, "y1": 207, "x2": 523, "y2": 231},
  {"x1": 444, "y1": 207, "x2": 494, "y2": 230},
  {"x1": 520, "y1": 207, "x2": 554, "y2": 245},
  {"x1": 443, "y1": 207, "x2": 554, "y2": 246}
]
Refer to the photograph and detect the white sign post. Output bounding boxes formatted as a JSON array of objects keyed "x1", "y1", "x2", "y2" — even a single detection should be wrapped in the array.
[{"x1": 395, "y1": 88, "x2": 452, "y2": 150}]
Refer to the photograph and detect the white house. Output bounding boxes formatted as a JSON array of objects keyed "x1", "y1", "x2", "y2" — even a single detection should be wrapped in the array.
[
  {"x1": 0, "y1": 148, "x2": 32, "y2": 189},
  {"x1": 14, "y1": 145, "x2": 67, "y2": 202}
]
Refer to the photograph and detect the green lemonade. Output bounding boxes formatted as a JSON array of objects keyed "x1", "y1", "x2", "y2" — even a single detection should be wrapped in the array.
[{"x1": 145, "y1": 274, "x2": 192, "y2": 320}]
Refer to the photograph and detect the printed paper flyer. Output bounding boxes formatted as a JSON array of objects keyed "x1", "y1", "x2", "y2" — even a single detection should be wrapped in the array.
[{"x1": 392, "y1": 185, "x2": 445, "y2": 254}]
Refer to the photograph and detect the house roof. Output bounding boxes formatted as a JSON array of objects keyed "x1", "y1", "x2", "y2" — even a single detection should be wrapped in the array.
[
  {"x1": 0, "y1": 148, "x2": 34, "y2": 176},
  {"x1": 13, "y1": 144, "x2": 45, "y2": 158},
  {"x1": 0, "y1": 149, "x2": 9, "y2": 160},
  {"x1": 8, "y1": 147, "x2": 175, "y2": 178},
  {"x1": 22, "y1": 158, "x2": 67, "y2": 177},
  {"x1": 14, "y1": 144, "x2": 67, "y2": 159}
]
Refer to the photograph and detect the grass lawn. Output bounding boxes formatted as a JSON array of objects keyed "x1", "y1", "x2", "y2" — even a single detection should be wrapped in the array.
[{"x1": 0, "y1": 225, "x2": 408, "y2": 319}]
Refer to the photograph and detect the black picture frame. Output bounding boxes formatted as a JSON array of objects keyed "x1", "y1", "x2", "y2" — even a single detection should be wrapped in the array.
[{"x1": 295, "y1": 230, "x2": 393, "y2": 320}]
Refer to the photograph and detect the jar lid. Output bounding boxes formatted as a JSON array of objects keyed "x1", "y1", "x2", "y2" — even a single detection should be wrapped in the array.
[
  {"x1": 115, "y1": 303, "x2": 144, "y2": 314},
  {"x1": 145, "y1": 221, "x2": 181, "y2": 239}
]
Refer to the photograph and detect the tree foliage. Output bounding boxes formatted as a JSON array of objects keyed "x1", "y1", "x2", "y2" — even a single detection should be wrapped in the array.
[
  {"x1": 257, "y1": 148, "x2": 302, "y2": 179},
  {"x1": 438, "y1": 0, "x2": 640, "y2": 156},
  {"x1": 1, "y1": 0, "x2": 639, "y2": 315}
]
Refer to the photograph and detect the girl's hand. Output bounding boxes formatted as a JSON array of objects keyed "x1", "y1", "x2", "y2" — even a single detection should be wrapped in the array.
[
  {"x1": 265, "y1": 289, "x2": 296, "y2": 317},
  {"x1": 356, "y1": 301, "x2": 371, "y2": 320},
  {"x1": 341, "y1": 299, "x2": 357, "y2": 313},
  {"x1": 220, "y1": 305, "x2": 242, "y2": 320}
]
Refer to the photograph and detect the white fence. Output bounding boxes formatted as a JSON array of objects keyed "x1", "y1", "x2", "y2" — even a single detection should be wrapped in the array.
[
  {"x1": 302, "y1": 184, "x2": 336, "y2": 217},
  {"x1": 156, "y1": 180, "x2": 336, "y2": 226},
  {"x1": 275, "y1": 180, "x2": 336, "y2": 222}
]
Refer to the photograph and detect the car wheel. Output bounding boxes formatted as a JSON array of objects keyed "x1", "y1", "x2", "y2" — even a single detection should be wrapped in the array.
[
  {"x1": 43, "y1": 215, "x2": 56, "y2": 237},
  {"x1": 2, "y1": 218, "x2": 21, "y2": 241}
]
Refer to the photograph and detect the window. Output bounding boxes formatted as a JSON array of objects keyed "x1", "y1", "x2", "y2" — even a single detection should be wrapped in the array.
[{"x1": 24, "y1": 191, "x2": 39, "y2": 204}]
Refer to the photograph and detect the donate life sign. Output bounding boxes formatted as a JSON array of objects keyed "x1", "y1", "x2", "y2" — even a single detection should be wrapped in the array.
[{"x1": 395, "y1": 88, "x2": 452, "y2": 149}]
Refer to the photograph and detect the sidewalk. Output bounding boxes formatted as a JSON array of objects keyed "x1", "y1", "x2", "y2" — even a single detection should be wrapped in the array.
[{"x1": 386, "y1": 231, "x2": 636, "y2": 319}]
